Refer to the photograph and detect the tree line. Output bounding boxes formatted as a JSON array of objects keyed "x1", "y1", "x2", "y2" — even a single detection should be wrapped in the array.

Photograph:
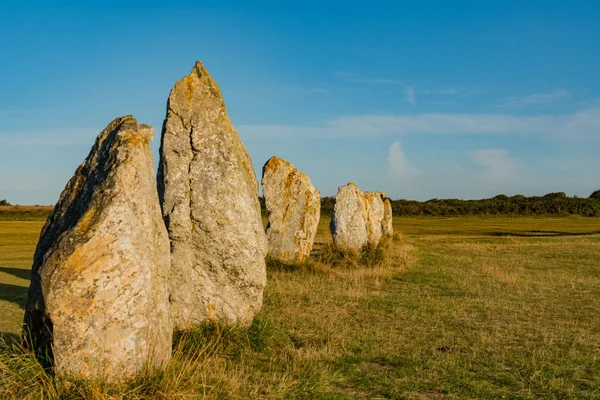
[
  {"x1": 262, "y1": 191, "x2": 600, "y2": 217},
  {"x1": 3, "y1": 191, "x2": 600, "y2": 218}
]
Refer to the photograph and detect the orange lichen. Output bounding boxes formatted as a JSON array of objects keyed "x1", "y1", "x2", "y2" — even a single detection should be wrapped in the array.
[
  {"x1": 263, "y1": 156, "x2": 291, "y2": 175},
  {"x1": 121, "y1": 131, "x2": 148, "y2": 146},
  {"x1": 184, "y1": 75, "x2": 196, "y2": 105},
  {"x1": 75, "y1": 206, "x2": 99, "y2": 236}
]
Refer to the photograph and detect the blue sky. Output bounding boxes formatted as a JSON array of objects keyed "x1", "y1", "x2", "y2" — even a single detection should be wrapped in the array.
[{"x1": 1, "y1": 0, "x2": 599, "y2": 204}]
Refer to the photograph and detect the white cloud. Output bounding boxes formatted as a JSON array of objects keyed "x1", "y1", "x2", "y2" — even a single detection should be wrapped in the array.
[
  {"x1": 501, "y1": 89, "x2": 572, "y2": 107},
  {"x1": 238, "y1": 107, "x2": 600, "y2": 141},
  {"x1": 469, "y1": 149, "x2": 518, "y2": 181},
  {"x1": 404, "y1": 87, "x2": 416, "y2": 105},
  {"x1": 387, "y1": 142, "x2": 420, "y2": 178}
]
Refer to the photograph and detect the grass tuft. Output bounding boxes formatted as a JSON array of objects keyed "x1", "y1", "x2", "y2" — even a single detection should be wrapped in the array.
[{"x1": 316, "y1": 237, "x2": 394, "y2": 269}]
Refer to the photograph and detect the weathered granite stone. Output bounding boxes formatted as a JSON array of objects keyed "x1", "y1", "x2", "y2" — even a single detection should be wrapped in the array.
[
  {"x1": 330, "y1": 183, "x2": 369, "y2": 251},
  {"x1": 382, "y1": 198, "x2": 394, "y2": 237},
  {"x1": 364, "y1": 192, "x2": 386, "y2": 246},
  {"x1": 158, "y1": 61, "x2": 267, "y2": 328},
  {"x1": 262, "y1": 156, "x2": 321, "y2": 263},
  {"x1": 23, "y1": 116, "x2": 171, "y2": 381}
]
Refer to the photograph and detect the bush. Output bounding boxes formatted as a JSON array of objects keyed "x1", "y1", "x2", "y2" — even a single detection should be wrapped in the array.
[
  {"x1": 317, "y1": 240, "x2": 388, "y2": 269},
  {"x1": 0, "y1": 199, "x2": 11, "y2": 206}
]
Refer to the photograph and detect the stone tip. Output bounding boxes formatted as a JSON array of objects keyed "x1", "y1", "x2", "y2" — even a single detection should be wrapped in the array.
[
  {"x1": 268, "y1": 155, "x2": 284, "y2": 162},
  {"x1": 107, "y1": 115, "x2": 153, "y2": 144},
  {"x1": 266, "y1": 155, "x2": 289, "y2": 166},
  {"x1": 139, "y1": 124, "x2": 154, "y2": 142},
  {"x1": 191, "y1": 60, "x2": 209, "y2": 77},
  {"x1": 263, "y1": 156, "x2": 294, "y2": 176}
]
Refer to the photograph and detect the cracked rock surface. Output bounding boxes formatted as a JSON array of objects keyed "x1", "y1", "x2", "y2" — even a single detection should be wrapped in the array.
[
  {"x1": 24, "y1": 116, "x2": 172, "y2": 381},
  {"x1": 262, "y1": 156, "x2": 320, "y2": 263},
  {"x1": 158, "y1": 61, "x2": 267, "y2": 328}
]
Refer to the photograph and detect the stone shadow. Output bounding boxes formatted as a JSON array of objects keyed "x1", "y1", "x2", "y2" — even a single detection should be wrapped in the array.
[
  {"x1": 0, "y1": 266, "x2": 31, "y2": 281},
  {"x1": 0, "y1": 283, "x2": 28, "y2": 309}
]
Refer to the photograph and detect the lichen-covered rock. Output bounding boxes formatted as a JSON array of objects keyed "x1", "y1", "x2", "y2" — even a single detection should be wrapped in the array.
[
  {"x1": 262, "y1": 156, "x2": 320, "y2": 263},
  {"x1": 382, "y1": 198, "x2": 394, "y2": 237},
  {"x1": 330, "y1": 183, "x2": 369, "y2": 251},
  {"x1": 23, "y1": 116, "x2": 171, "y2": 381},
  {"x1": 158, "y1": 61, "x2": 267, "y2": 328},
  {"x1": 364, "y1": 192, "x2": 386, "y2": 246}
]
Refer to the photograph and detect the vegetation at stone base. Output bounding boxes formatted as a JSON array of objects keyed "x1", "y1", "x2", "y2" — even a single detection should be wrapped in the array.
[
  {"x1": 2, "y1": 216, "x2": 600, "y2": 398},
  {"x1": 0, "y1": 206, "x2": 53, "y2": 221},
  {"x1": 317, "y1": 191, "x2": 600, "y2": 217}
]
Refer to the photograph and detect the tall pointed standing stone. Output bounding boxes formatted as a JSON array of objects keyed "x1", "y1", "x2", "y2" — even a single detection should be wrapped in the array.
[
  {"x1": 330, "y1": 183, "x2": 369, "y2": 251},
  {"x1": 382, "y1": 198, "x2": 394, "y2": 237},
  {"x1": 158, "y1": 61, "x2": 267, "y2": 328},
  {"x1": 23, "y1": 116, "x2": 171, "y2": 381},
  {"x1": 262, "y1": 156, "x2": 321, "y2": 263},
  {"x1": 364, "y1": 192, "x2": 386, "y2": 246}
]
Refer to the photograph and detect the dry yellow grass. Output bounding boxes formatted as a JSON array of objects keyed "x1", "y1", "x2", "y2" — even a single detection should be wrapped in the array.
[{"x1": 1, "y1": 216, "x2": 600, "y2": 398}]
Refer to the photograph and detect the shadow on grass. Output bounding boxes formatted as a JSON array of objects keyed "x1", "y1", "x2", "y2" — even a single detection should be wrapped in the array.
[
  {"x1": 0, "y1": 283, "x2": 28, "y2": 309},
  {"x1": 487, "y1": 230, "x2": 600, "y2": 237},
  {"x1": 0, "y1": 266, "x2": 31, "y2": 281}
]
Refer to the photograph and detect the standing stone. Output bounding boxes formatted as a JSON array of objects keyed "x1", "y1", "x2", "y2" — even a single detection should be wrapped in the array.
[
  {"x1": 382, "y1": 198, "x2": 394, "y2": 237},
  {"x1": 364, "y1": 192, "x2": 386, "y2": 246},
  {"x1": 330, "y1": 183, "x2": 369, "y2": 251},
  {"x1": 158, "y1": 61, "x2": 267, "y2": 328},
  {"x1": 262, "y1": 156, "x2": 321, "y2": 263},
  {"x1": 23, "y1": 116, "x2": 171, "y2": 381}
]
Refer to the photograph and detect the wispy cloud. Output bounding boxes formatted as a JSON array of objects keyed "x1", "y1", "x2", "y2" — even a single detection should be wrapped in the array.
[
  {"x1": 404, "y1": 87, "x2": 416, "y2": 105},
  {"x1": 387, "y1": 142, "x2": 421, "y2": 178},
  {"x1": 501, "y1": 89, "x2": 572, "y2": 107},
  {"x1": 238, "y1": 107, "x2": 600, "y2": 141},
  {"x1": 333, "y1": 72, "x2": 483, "y2": 97},
  {"x1": 469, "y1": 149, "x2": 518, "y2": 181},
  {"x1": 418, "y1": 87, "x2": 485, "y2": 96},
  {"x1": 334, "y1": 71, "x2": 403, "y2": 85}
]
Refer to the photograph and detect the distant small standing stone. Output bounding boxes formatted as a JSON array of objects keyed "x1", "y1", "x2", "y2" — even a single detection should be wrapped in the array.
[
  {"x1": 262, "y1": 156, "x2": 321, "y2": 263},
  {"x1": 330, "y1": 183, "x2": 369, "y2": 251},
  {"x1": 23, "y1": 116, "x2": 172, "y2": 381},
  {"x1": 364, "y1": 191, "x2": 386, "y2": 246}
]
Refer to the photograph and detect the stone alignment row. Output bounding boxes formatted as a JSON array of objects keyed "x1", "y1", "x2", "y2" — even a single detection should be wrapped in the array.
[{"x1": 22, "y1": 61, "x2": 395, "y2": 382}]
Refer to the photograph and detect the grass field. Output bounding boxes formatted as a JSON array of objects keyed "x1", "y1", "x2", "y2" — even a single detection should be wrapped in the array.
[{"x1": 1, "y1": 216, "x2": 600, "y2": 398}]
